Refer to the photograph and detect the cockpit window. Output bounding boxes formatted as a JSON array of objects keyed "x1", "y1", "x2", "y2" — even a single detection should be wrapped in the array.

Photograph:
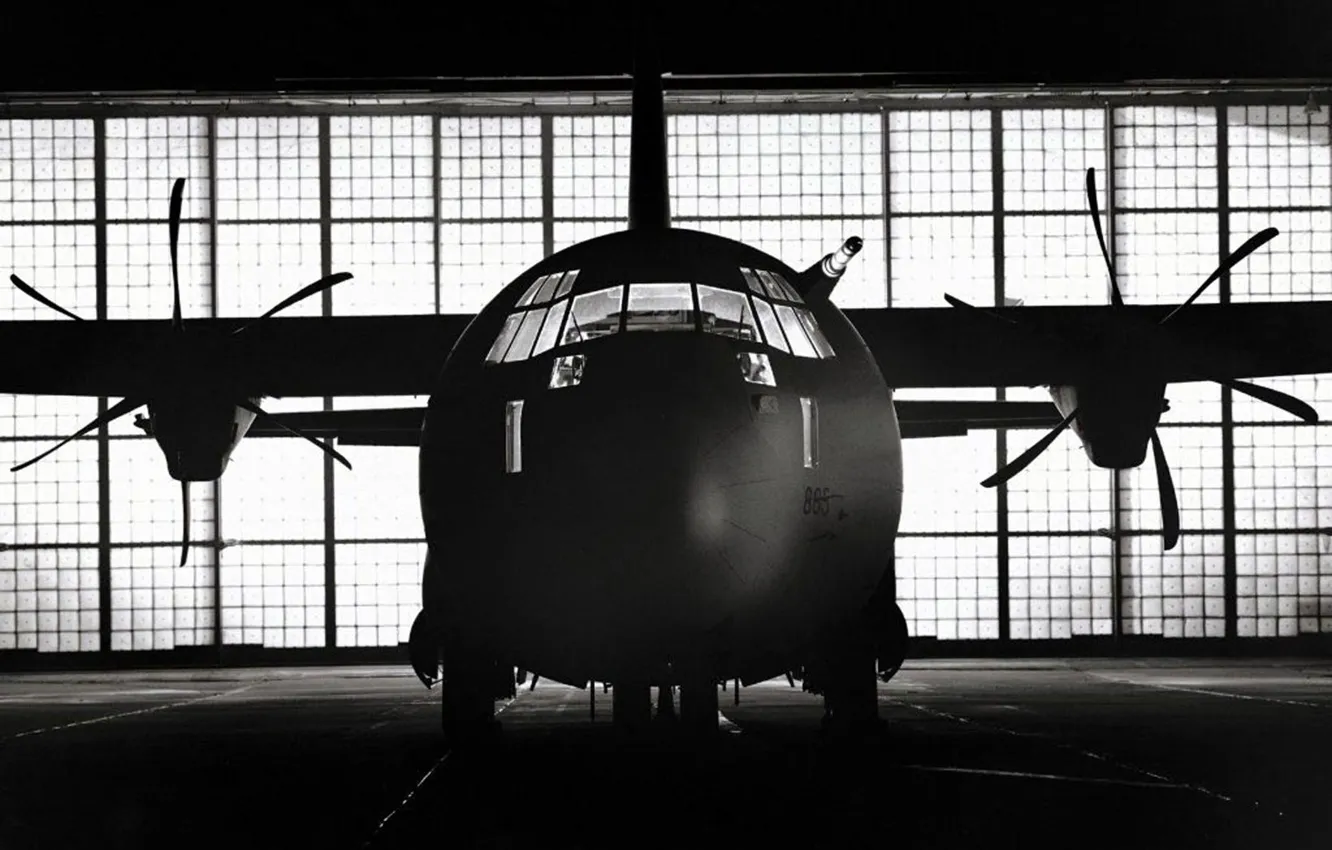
[
  {"x1": 564, "y1": 286, "x2": 624, "y2": 344},
  {"x1": 751, "y1": 298, "x2": 789, "y2": 354},
  {"x1": 516, "y1": 277, "x2": 546, "y2": 308},
  {"x1": 697, "y1": 284, "x2": 761, "y2": 342},
  {"x1": 486, "y1": 313, "x2": 526, "y2": 363},
  {"x1": 740, "y1": 268, "x2": 765, "y2": 296},
  {"x1": 532, "y1": 299, "x2": 570, "y2": 357},
  {"x1": 775, "y1": 304, "x2": 818, "y2": 358},
  {"x1": 773, "y1": 273, "x2": 803, "y2": 302},
  {"x1": 625, "y1": 283, "x2": 696, "y2": 332},
  {"x1": 796, "y1": 308, "x2": 835, "y2": 358},
  {"x1": 554, "y1": 270, "x2": 578, "y2": 300},
  {"x1": 504, "y1": 307, "x2": 548, "y2": 363},
  {"x1": 487, "y1": 267, "x2": 834, "y2": 367},
  {"x1": 535, "y1": 273, "x2": 564, "y2": 304}
]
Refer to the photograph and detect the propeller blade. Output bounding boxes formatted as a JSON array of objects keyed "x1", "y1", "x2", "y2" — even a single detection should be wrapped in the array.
[
  {"x1": 12, "y1": 397, "x2": 146, "y2": 472},
  {"x1": 169, "y1": 178, "x2": 185, "y2": 330},
  {"x1": 235, "y1": 399, "x2": 352, "y2": 471},
  {"x1": 233, "y1": 273, "x2": 355, "y2": 334},
  {"x1": 943, "y1": 293, "x2": 1020, "y2": 324},
  {"x1": 1158, "y1": 227, "x2": 1280, "y2": 325},
  {"x1": 1217, "y1": 377, "x2": 1319, "y2": 423},
  {"x1": 179, "y1": 480, "x2": 191, "y2": 567},
  {"x1": 8, "y1": 274, "x2": 84, "y2": 321},
  {"x1": 1084, "y1": 168, "x2": 1124, "y2": 308},
  {"x1": 981, "y1": 407, "x2": 1080, "y2": 488},
  {"x1": 1150, "y1": 429, "x2": 1180, "y2": 551}
]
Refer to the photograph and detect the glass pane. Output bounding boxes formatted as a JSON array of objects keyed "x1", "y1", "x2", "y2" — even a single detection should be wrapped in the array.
[
  {"x1": 550, "y1": 354, "x2": 586, "y2": 389},
  {"x1": 738, "y1": 352, "x2": 776, "y2": 386},
  {"x1": 697, "y1": 284, "x2": 761, "y2": 342},
  {"x1": 503, "y1": 308, "x2": 547, "y2": 363},
  {"x1": 535, "y1": 273, "x2": 563, "y2": 304},
  {"x1": 756, "y1": 269, "x2": 786, "y2": 300},
  {"x1": 565, "y1": 286, "x2": 624, "y2": 344},
  {"x1": 772, "y1": 272, "x2": 804, "y2": 302},
  {"x1": 485, "y1": 313, "x2": 524, "y2": 363},
  {"x1": 796, "y1": 308, "x2": 836, "y2": 358},
  {"x1": 740, "y1": 267, "x2": 765, "y2": 295},
  {"x1": 777, "y1": 304, "x2": 817, "y2": 357},
  {"x1": 753, "y1": 298, "x2": 789, "y2": 353},
  {"x1": 516, "y1": 276, "x2": 545, "y2": 307},
  {"x1": 625, "y1": 283, "x2": 696, "y2": 332},
  {"x1": 554, "y1": 269, "x2": 579, "y2": 300},
  {"x1": 531, "y1": 299, "x2": 569, "y2": 357}
]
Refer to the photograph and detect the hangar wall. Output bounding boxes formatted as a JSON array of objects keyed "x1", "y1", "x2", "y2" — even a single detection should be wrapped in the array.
[{"x1": 0, "y1": 92, "x2": 1328, "y2": 662}]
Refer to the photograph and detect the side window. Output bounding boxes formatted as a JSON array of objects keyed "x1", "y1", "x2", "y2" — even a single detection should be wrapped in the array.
[
  {"x1": 740, "y1": 268, "x2": 765, "y2": 296},
  {"x1": 535, "y1": 273, "x2": 564, "y2": 304},
  {"x1": 485, "y1": 313, "x2": 525, "y2": 364},
  {"x1": 776, "y1": 304, "x2": 818, "y2": 358},
  {"x1": 624, "y1": 283, "x2": 696, "y2": 332},
  {"x1": 516, "y1": 277, "x2": 546, "y2": 308},
  {"x1": 796, "y1": 308, "x2": 836, "y2": 358},
  {"x1": 697, "y1": 284, "x2": 761, "y2": 342},
  {"x1": 505, "y1": 400, "x2": 524, "y2": 474},
  {"x1": 503, "y1": 308, "x2": 548, "y2": 363},
  {"x1": 752, "y1": 298, "x2": 789, "y2": 353},
  {"x1": 564, "y1": 286, "x2": 625, "y2": 344},
  {"x1": 801, "y1": 397, "x2": 819, "y2": 469},
  {"x1": 531, "y1": 299, "x2": 570, "y2": 357}
]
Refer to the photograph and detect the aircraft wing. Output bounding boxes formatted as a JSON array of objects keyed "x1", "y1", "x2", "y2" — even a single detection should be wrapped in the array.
[
  {"x1": 3, "y1": 300, "x2": 1332, "y2": 400},
  {"x1": 844, "y1": 301, "x2": 1332, "y2": 388},
  {"x1": 0, "y1": 314, "x2": 473, "y2": 398}
]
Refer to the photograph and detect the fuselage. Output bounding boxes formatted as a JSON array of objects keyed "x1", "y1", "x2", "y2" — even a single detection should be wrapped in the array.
[{"x1": 419, "y1": 228, "x2": 902, "y2": 687}]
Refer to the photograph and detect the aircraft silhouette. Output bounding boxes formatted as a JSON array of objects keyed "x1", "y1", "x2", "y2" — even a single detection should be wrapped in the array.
[{"x1": 0, "y1": 60, "x2": 1326, "y2": 741}]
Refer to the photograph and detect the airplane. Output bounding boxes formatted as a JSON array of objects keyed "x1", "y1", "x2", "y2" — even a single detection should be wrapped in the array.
[{"x1": 2, "y1": 56, "x2": 1330, "y2": 743}]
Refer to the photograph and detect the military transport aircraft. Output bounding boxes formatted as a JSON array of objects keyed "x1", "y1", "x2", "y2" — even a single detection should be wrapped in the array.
[{"x1": 1, "y1": 61, "x2": 1328, "y2": 741}]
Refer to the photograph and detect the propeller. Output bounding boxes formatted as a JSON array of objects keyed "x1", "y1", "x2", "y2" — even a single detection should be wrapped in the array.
[
  {"x1": 7, "y1": 177, "x2": 357, "y2": 566},
  {"x1": 944, "y1": 167, "x2": 1316, "y2": 550}
]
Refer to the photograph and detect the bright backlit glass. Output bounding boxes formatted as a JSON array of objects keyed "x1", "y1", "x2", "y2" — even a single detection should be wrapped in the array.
[
  {"x1": 624, "y1": 283, "x2": 696, "y2": 332},
  {"x1": 697, "y1": 284, "x2": 761, "y2": 342}
]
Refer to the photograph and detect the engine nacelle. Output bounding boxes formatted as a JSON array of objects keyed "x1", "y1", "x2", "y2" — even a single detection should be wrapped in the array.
[
  {"x1": 1048, "y1": 380, "x2": 1166, "y2": 470},
  {"x1": 144, "y1": 395, "x2": 260, "y2": 482}
]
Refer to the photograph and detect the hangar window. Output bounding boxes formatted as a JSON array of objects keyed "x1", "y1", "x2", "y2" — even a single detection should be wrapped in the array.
[
  {"x1": 697, "y1": 284, "x2": 761, "y2": 342},
  {"x1": 624, "y1": 283, "x2": 696, "y2": 332},
  {"x1": 563, "y1": 286, "x2": 624, "y2": 344}
]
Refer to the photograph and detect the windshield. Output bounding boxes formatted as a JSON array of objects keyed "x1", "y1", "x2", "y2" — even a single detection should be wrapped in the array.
[{"x1": 624, "y1": 283, "x2": 696, "y2": 332}]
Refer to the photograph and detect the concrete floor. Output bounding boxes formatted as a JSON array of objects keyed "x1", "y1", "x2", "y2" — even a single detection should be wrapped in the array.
[{"x1": 1, "y1": 659, "x2": 1329, "y2": 848}]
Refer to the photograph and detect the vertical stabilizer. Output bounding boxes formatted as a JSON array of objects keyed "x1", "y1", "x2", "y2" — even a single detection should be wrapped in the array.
[{"x1": 627, "y1": 46, "x2": 670, "y2": 231}]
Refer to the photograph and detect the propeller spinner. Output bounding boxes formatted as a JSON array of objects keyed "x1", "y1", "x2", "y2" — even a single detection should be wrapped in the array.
[
  {"x1": 944, "y1": 167, "x2": 1317, "y2": 550},
  {"x1": 7, "y1": 178, "x2": 355, "y2": 566}
]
